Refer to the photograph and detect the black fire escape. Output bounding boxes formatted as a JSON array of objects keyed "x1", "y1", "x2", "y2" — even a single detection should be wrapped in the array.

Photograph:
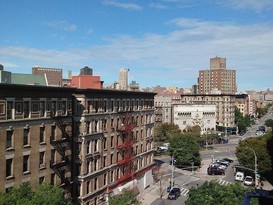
[{"x1": 50, "y1": 115, "x2": 73, "y2": 192}]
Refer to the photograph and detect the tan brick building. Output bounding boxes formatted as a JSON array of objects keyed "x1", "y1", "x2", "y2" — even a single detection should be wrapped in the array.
[
  {"x1": 198, "y1": 57, "x2": 237, "y2": 94},
  {"x1": 0, "y1": 84, "x2": 156, "y2": 205}
]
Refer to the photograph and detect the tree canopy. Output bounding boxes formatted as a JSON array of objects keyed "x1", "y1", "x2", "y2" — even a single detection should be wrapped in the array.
[
  {"x1": 265, "y1": 119, "x2": 273, "y2": 131},
  {"x1": 236, "y1": 136, "x2": 272, "y2": 175},
  {"x1": 0, "y1": 183, "x2": 72, "y2": 205},
  {"x1": 185, "y1": 181, "x2": 258, "y2": 205},
  {"x1": 235, "y1": 107, "x2": 251, "y2": 134},
  {"x1": 154, "y1": 123, "x2": 181, "y2": 142},
  {"x1": 169, "y1": 134, "x2": 201, "y2": 166},
  {"x1": 108, "y1": 189, "x2": 140, "y2": 205}
]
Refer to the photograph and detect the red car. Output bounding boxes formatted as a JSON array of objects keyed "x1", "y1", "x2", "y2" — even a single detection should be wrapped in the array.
[{"x1": 207, "y1": 166, "x2": 225, "y2": 175}]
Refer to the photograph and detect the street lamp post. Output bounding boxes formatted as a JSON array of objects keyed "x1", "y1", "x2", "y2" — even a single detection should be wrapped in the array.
[
  {"x1": 246, "y1": 147, "x2": 258, "y2": 188},
  {"x1": 171, "y1": 149, "x2": 183, "y2": 190}
]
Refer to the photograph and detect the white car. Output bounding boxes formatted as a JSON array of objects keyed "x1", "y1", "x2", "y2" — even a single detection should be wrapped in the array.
[
  {"x1": 244, "y1": 176, "x2": 254, "y2": 186},
  {"x1": 235, "y1": 172, "x2": 244, "y2": 181}
]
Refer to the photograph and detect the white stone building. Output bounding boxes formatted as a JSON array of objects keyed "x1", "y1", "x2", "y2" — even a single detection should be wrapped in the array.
[{"x1": 173, "y1": 104, "x2": 216, "y2": 133}]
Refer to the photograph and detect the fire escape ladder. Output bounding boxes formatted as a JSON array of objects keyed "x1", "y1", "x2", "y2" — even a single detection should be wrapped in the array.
[
  {"x1": 116, "y1": 112, "x2": 135, "y2": 184},
  {"x1": 50, "y1": 115, "x2": 72, "y2": 188}
]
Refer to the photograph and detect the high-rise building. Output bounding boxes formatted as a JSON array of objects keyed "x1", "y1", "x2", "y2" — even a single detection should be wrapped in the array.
[
  {"x1": 119, "y1": 68, "x2": 128, "y2": 90},
  {"x1": 198, "y1": 57, "x2": 237, "y2": 94}
]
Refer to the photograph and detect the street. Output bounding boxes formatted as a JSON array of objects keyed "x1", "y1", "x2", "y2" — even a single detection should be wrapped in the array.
[{"x1": 144, "y1": 111, "x2": 273, "y2": 205}]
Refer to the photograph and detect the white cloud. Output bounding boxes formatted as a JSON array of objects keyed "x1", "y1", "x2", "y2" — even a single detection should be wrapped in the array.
[
  {"x1": 102, "y1": 0, "x2": 142, "y2": 11},
  {"x1": 1, "y1": 18, "x2": 273, "y2": 91},
  {"x1": 45, "y1": 21, "x2": 77, "y2": 31},
  {"x1": 219, "y1": 0, "x2": 273, "y2": 12}
]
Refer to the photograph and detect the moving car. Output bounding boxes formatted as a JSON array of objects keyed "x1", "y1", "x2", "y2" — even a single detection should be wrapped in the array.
[
  {"x1": 244, "y1": 176, "x2": 254, "y2": 186},
  {"x1": 207, "y1": 166, "x2": 225, "y2": 175},
  {"x1": 235, "y1": 172, "x2": 245, "y2": 181},
  {"x1": 168, "y1": 188, "x2": 181, "y2": 200}
]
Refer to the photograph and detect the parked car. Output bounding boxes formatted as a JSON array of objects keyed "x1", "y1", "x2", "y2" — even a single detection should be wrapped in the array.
[
  {"x1": 244, "y1": 176, "x2": 254, "y2": 186},
  {"x1": 207, "y1": 166, "x2": 225, "y2": 175},
  {"x1": 235, "y1": 172, "x2": 245, "y2": 181},
  {"x1": 222, "y1": 158, "x2": 234, "y2": 163},
  {"x1": 168, "y1": 188, "x2": 181, "y2": 200},
  {"x1": 216, "y1": 159, "x2": 230, "y2": 167}
]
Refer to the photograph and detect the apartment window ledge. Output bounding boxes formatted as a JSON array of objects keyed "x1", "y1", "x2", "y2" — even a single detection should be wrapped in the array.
[
  {"x1": 23, "y1": 145, "x2": 31, "y2": 148},
  {"x1": 23, "y1": 171, "x2": 31, "y2": 175},
  {"x1": 39, "y1": 142, "x2": 46, "y2": 145},
  {"x1": 6, "y1": 147, "x2": 14, "y2": 151},
  {"x1": 6, "y1": 176, "x2": 15, "y2": 180}
]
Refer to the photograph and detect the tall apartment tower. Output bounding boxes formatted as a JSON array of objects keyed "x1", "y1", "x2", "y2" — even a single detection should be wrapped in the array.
[
  {"x1": 119, "y1": 68, "x2": 128, "y2": 90},
  {"x1": 198, "y1": 57, "x2": 237, "y2": 94}
]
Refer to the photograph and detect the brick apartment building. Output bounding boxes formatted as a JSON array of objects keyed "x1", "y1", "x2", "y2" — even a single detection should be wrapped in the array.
[
  {"x1": 0, "y1": 84, "x2": 156, "y2": 205},
  {"x1": 32, "y1": 66, "x2": 63, "y2": 87}
]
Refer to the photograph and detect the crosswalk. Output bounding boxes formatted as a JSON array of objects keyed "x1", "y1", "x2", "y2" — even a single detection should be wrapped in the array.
[
  {"x1": 180, "y1": 187, "x2": 189, "y2": 196},
  {"x1": 218, "y1": 179, "x2": 231, "y2": 186}
]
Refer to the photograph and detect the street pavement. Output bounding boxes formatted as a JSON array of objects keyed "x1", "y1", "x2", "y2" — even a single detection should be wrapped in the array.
[{"x1": 140, "y1": 148, "x2": 273, "y2": 205}]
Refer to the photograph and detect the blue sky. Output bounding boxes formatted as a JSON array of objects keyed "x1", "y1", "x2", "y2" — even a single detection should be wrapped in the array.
[{"x1": 1, "y1": 0, "x2": 273, "y2": 92}]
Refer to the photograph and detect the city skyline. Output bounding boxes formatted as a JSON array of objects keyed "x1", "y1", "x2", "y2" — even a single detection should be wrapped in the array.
[{"x1": 1, "y1": 0, "x2": 273, "y2": 92}]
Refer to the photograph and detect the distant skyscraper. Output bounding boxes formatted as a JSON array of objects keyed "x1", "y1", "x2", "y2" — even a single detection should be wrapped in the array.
[
  {"x1": 119, "y1": 68, "x2": 128, "y2": 90},
  {"x1": 198, "y1": 57, "x2": 237, "y2": 94}
]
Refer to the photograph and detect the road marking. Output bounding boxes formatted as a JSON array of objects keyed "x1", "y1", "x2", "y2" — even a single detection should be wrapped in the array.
[
  {"x1": 218, "y1": 179, "x2": 231, "y2": 186},
  {"x1": 180, "y1": 187, "x2": 189, "y2": 196}
]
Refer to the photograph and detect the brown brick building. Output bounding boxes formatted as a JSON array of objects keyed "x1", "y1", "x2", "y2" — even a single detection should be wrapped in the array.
[
  {"x1": 32, "y1": 67, "x2": 63, "y2": 87},
  {"x1": 198, "y1": 57, "x2": 237, "y2": 94},
  {"x1": 0, "y1": 84, "x2": 156, "y2": 205}
]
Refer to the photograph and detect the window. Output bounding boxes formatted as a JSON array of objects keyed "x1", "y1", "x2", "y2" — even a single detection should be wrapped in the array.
[
  {"x1": 40, "y1": 127, "x2": 45, "y2": 143},
  {"x1": 23, "y1": 128, "x2": 29, "y2": 146},
  {"x1": 51, "y1": 149, "x2": 56, "y2": 164},
  {"x1": 52, "y1": 101, "x2": 57, "y2": 116},
  {"x1": 23, "y1": 101, "x2": 30, "y2": 118},
  {"x1": 94, "y1": 177, "x2": 98, "y2": 190},
  {"x1": 86, "y1": 181, "x2": 90, "y2": 194},
  {"x1": 86, "y1": 141, "x2": 90, "y2": 154},
  {"x1": 110, "y1": 154, "x2": 113, "y2": 164},
  {"x1": 6, "y1": 130, "x2": 13, "y2": 149},
  {"x1": 39, "y1": 151, "x2": 45, "y2": 169},
  {"x1": 51, "y1": 173, "x2": 55, "y2": 185},
  {"x1": 7, "y1": 101, "x2": 13, "y2": 119},
  {"x1": 15, "y1": 102, "x2": 23, "y2": 114},
  {"x1": 103, "y1": 138, "x2": 107, "y2": 150},
  {"x1": 32, "y1": 102, "x2": 39, "y2": 113},
  {"x1": 104, "y1": 173, "x2": 107, "y2": 186},
  {"x1": 111, "y1": 136, "x2": 114, "y2": 148},
  {"x1": 61, "y1": 101, "x2": 66, "y2": 115},
  {"x1": 94, "y1": 139, "x2": 98, "y2": 152},
  {"x1": 51, "y1": 125, "x2": 56, "y2": 141},
  {"x1": 86, "y1": 161, "x2": 90, "y2": 173},
  {"x1": 23, "y1": 155, "x2": 29, "y2": 173},
  {"x1": 39, "y1": 176, "x2": 45, "y2": 184},
  {"x1": 0, "y1": 103, "x2": 5, "y2": 114},
  {"x1": 6, "y1": 158, "x2": 13, "y2": 178},
  {"x1": 40, "y1": 101, "x2": 45, "y2": 117},
  {"x1": 103, "y1": 156, "x2": 107, "y2": 167}
]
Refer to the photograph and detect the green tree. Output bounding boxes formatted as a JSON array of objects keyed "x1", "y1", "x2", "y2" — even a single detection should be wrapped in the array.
[
  {"x1": 0, "y1": 183, "x2": 72, "y2": 205},
  {"x1": 108, "y1": 189, "x2": 140, "y2": 205},
  {"x1": 185, "y1": 181, "x2": 258, "y2": 205},
  {"x1": 0, "y1": 183, "x2": 32, "y2": 205},
  {"x1": 31, "y1": 183, "x2": 71, "y2": 205},
  {"x1": 235, "y1": 107, "x2": 251, "y2": 133},
  {"x1": 236, "y1": 137, "x2": 272, "y2": 175},
  {"x1": 265, "y1": 119, "x2": 273, "y2": 130},
  {"x1": 169, "y1": 134, "x2": 201, "y2": 166},
  {"x1": 154, "y1": 123, "x2": 181, "y2": 142}
]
